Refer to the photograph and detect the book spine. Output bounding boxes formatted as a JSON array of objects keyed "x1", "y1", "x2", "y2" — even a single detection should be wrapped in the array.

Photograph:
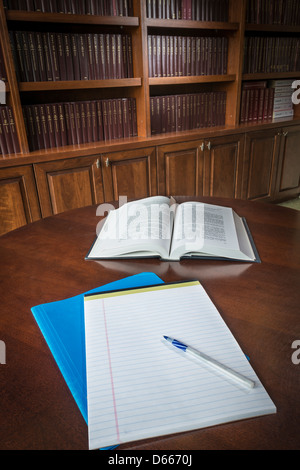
[
  {"x1": 38, "y1": 104, "x2": 50, "y2": 149},
  {"x1": 45, "y1": 103, "x2": 56, "y2": 147},
  {"x1": 0, "y1": 111, "x2": 8, "y2": 156},
  {"x1": 48, "y1": 32, "x2": 60, "y2": 81},
  {"x1": 66, "y1": 102, "x2": 78, "y2": 144},
  {"x1": 126, "y1": 34, "x2": 133, "y2": 77},
  {"x1": 70, "y1": 34, "x2": 81, "y2": 80},
  {"x1": 116, "y1": 34, "x2": 123, "y2": 79},
  {"x1": 111, "y1": 34, "x2": 117, "y2": 79},
  {"x1": 27, "y1": 32, "x2": 40, "y2": 81},
  {"x1": 51, "y1": 103, "x2": 62, "y2": 147},
  {"x1": 56, "y1": 33, "x2": 67, "y2": 81},
  {"x1": 23, "y1": 105, "x2": 38, "y2": 150},
  {"x1": 32, "y1": 104, "x2": 45, "y2": 149},
  {"x1": 57, "y1": 102, "x2": 68, "y2": 146},
  {"x1": 96, "y1": 101, "x2": 104, "y2": 141},
  {"x1": 105, "y1": 34, "x2": 112, "y2": 79},
  {"x1": 0, "y1": 107, "x2": 14, "y2": 154},
  {"x1": 131, "y1": 98, "x2": 137, "y2": 136},
  {"x1": 6, "y1": 107, "x2": 20, "y2": 154},
  {"x1": 99, "y1": 34, "x2": 106, "y2": 79},
  {"x1": 148, "y1": 35, "x2": 153, "y2": 77},
  {"x1": 63, "y1": 34, "x2": 74, "y2": 80},
  {"x1": 20, "y1": 31, "x2": 33, "y2": 81},
  {"x1": 35, "y1": 32, "x2": 47, "y2": 82},
  {"x1": 78, "y1": 34, "x2": 89, "y2": 80},
  {"x1": 41, "y1": 32, "x2": 54, "y2": 81}
]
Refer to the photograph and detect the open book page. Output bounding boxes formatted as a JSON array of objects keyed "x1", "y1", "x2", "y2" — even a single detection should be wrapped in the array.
[
  {"x1": 88, "y1": 196, "x2": 172, "y2": 259},
  {"x1": 170, "y1": 202, "x2": 255, "y2": 261},
  {"x1": 84, "y1": 281, "x2": 276, "y2": 449}
]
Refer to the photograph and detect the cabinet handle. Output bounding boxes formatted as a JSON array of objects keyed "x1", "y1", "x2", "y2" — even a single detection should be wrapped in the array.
[
  {"x1": 207, "y1": 141, "x2": 211, "y2": 150},
  {"x1": 96, "y1": 158, "x2": 100, "y2": 168},
  {"x1": 283, "y1": 131, "x2": 288, "y2": 137},
  {"x1": 200, "y1": 142, "x2": 204, "y2": 151},
  {"x1": 105, "y1": 157, "x2": 110, "y2": 167}
]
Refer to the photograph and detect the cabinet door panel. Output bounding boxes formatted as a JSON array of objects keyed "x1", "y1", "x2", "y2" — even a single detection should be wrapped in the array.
[
  {"x1": 34, "y1": 156, "x2": 104, "y2": 217},
  {"x1": 242, "y1": 130, "x2": 280, "y2": 201},
  {"x1": 0, "y1": 165, "x2": 41, "y2": 235},
  {"x1": 101, "y1": 147, "x2": 157, "y2": 202},
  {"x1": 205, "y1": 134, "x2": 244, "y2": 198},
  {"x1": 275, "y1": 126, "x2": 300, "y2": 198},
  {"x1": 157, "y1": 141, "x2": 204, "y2": 196}
]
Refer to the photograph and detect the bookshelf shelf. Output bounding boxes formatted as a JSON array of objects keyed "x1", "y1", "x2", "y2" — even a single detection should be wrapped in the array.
[
  {"x1": 149, "y1": 75, "x2": 236, "y2": 86},
  {"x1": 19, "y1": 78, "x2": 142, "y2": 92},
  {"x1": 245, "y1": 24, "x2": 300, "y2": 33},
  {"x1": 146, "y1": 18, "x2": 239, "y2": 31},
  {"x1": 6, "y1": 10, "x2": 140, "y2": 27},
  {"x1": 242, "y1": 72, "x2": 300, "y2": 81}
]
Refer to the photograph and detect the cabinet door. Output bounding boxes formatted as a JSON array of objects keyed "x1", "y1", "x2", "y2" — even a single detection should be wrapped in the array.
[
  {"x1": 0, "y1": 165, "x2": 41, "y2": 235},
  {"x1": 204, "y1": 134, "x2": 244, "y2": 198},
  {"x1": 157, "y1": 140, "x2": 204, "y2": 196},
  {"x1": 274, "y1": 125, "x2": 300, "y2": 200},
  {"x1": 242, "y1": 129, "x2": 280, "y2": 201},
  {"x1": 101, "y1": 147, "x2": 157, "y2": 202},
  {"x1": 34, "y1": 156, "x2": 104, "y2": 217}
]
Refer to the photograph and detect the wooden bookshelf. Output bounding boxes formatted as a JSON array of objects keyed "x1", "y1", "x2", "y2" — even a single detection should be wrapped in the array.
[{"x1": 0, "y1": 0, "x2": 300, "y2": 236}]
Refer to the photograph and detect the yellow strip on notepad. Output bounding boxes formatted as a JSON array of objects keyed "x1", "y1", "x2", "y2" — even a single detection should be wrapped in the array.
[{"x1": 84, "y1": 280, "x2": 200, "y2": 301}]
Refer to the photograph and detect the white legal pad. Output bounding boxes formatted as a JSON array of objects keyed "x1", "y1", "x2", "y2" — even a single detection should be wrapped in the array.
[{"x1": 84, "y1": 281, "x2": 276, "y2": 449}]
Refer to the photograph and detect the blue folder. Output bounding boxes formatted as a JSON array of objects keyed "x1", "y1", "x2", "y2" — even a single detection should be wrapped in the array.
[{"x1": 31, "y1": 272, "x2": 164, "y2": 424}]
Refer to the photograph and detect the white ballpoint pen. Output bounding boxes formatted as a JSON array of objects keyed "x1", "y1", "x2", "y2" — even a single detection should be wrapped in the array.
[{"x1": 163, "y1": 336, "x2": 255, "y2": 389}]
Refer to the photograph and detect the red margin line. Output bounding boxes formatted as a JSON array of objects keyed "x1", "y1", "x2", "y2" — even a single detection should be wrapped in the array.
[{"x1": 102, "y1": 298, "x2": 121, "y2": 443}]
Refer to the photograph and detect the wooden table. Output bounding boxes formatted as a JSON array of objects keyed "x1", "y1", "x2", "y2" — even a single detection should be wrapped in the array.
[{"x1": 0, "y1": 196, "x2": 300, "y2": 450}]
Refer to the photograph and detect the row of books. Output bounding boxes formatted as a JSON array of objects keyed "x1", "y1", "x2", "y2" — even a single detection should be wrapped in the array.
[
  {"x1": 10, "y1": 31, "x2": 133, "y2": 82},
  {"x1": 23, "y1": 98, "x2": 137, "y2": 151},
  {"x1": 240, "y1": 79, "x2": 295, "y2": 123},
  {"x1": 240, "y1": 81, "x2": 274, "y2": 123},
  {"x1": 148, "y1": 35, "x2": 228, "y2": 77},
  {"x1": 269, "y1": 79, "x2": 295, "y2": 120},
  {"x1": 0, "y1": 106, "x2": 20, "y2": 156},
  {"x1": 243, "y1": 36, "x2": 300, "y2": 74},
  {"x1": 4, "y1": 0, "x2": 134, "y2": 16},
  {"x1": 146, "y1": 0, "x2": 228, "y2": 21},
  {"x1": 246, "y1": 0, "x2": 300, "y2": 26},
  {"x1": 150, "y1": 91, "x2": 226, "y2": 135}
]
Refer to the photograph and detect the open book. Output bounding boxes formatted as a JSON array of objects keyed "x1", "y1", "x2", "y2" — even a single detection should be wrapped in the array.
[{"x1": 86, "y1": 196, "x2": 260, "y2": 262}]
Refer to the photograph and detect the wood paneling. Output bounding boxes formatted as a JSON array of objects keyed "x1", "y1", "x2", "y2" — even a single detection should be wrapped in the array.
[
  {"x1": 242, "y1": 129, "x2": 280, "y2": 201},
  {"x1": 34, "y1": 156, "x2": 104, "y2": 217},
  {"x1": 204, "y1": 134, "x2": 244, "y2": 198},
  {"x1": 0, "y1": 165, "x2": 40, "y2": 235},
  {"x1": 101, "y1": 147, "x2": 157, "y2": 201}
]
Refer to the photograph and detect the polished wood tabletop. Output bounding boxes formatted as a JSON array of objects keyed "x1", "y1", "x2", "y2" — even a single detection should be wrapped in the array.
[{"x1": 0, "y1": 196, "x2": 300, "y2": 450}]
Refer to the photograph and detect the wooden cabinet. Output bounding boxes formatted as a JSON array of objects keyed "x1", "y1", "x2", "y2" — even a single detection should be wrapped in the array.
[
  {"x1": 101, "y1": 147, "x2": 157, "y2": 202},
  {"x1": 204, "y1": 134, "x2": 244, "y2": 198},
  {"x1": 242, "y1": 128, "x2": 281, "y2": 201},
  {"x1": 242, "y1": 126, "x2": 300, "y2": 202},
  {"x1": 0, "y1": 165, "x2": 41, "y2": 235},
  {"x1": 157, "y1": 134, "x2": 244, "y2": 198},
  {"x1": 157, "y1": 140, "x2": 205, "y2": 196},
  {"x1": 34, "y1": 156, "x2": 104, "y2": 217},
  {"x1": 274, "y1": 125, "x2": 300, "y2": 201}
]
